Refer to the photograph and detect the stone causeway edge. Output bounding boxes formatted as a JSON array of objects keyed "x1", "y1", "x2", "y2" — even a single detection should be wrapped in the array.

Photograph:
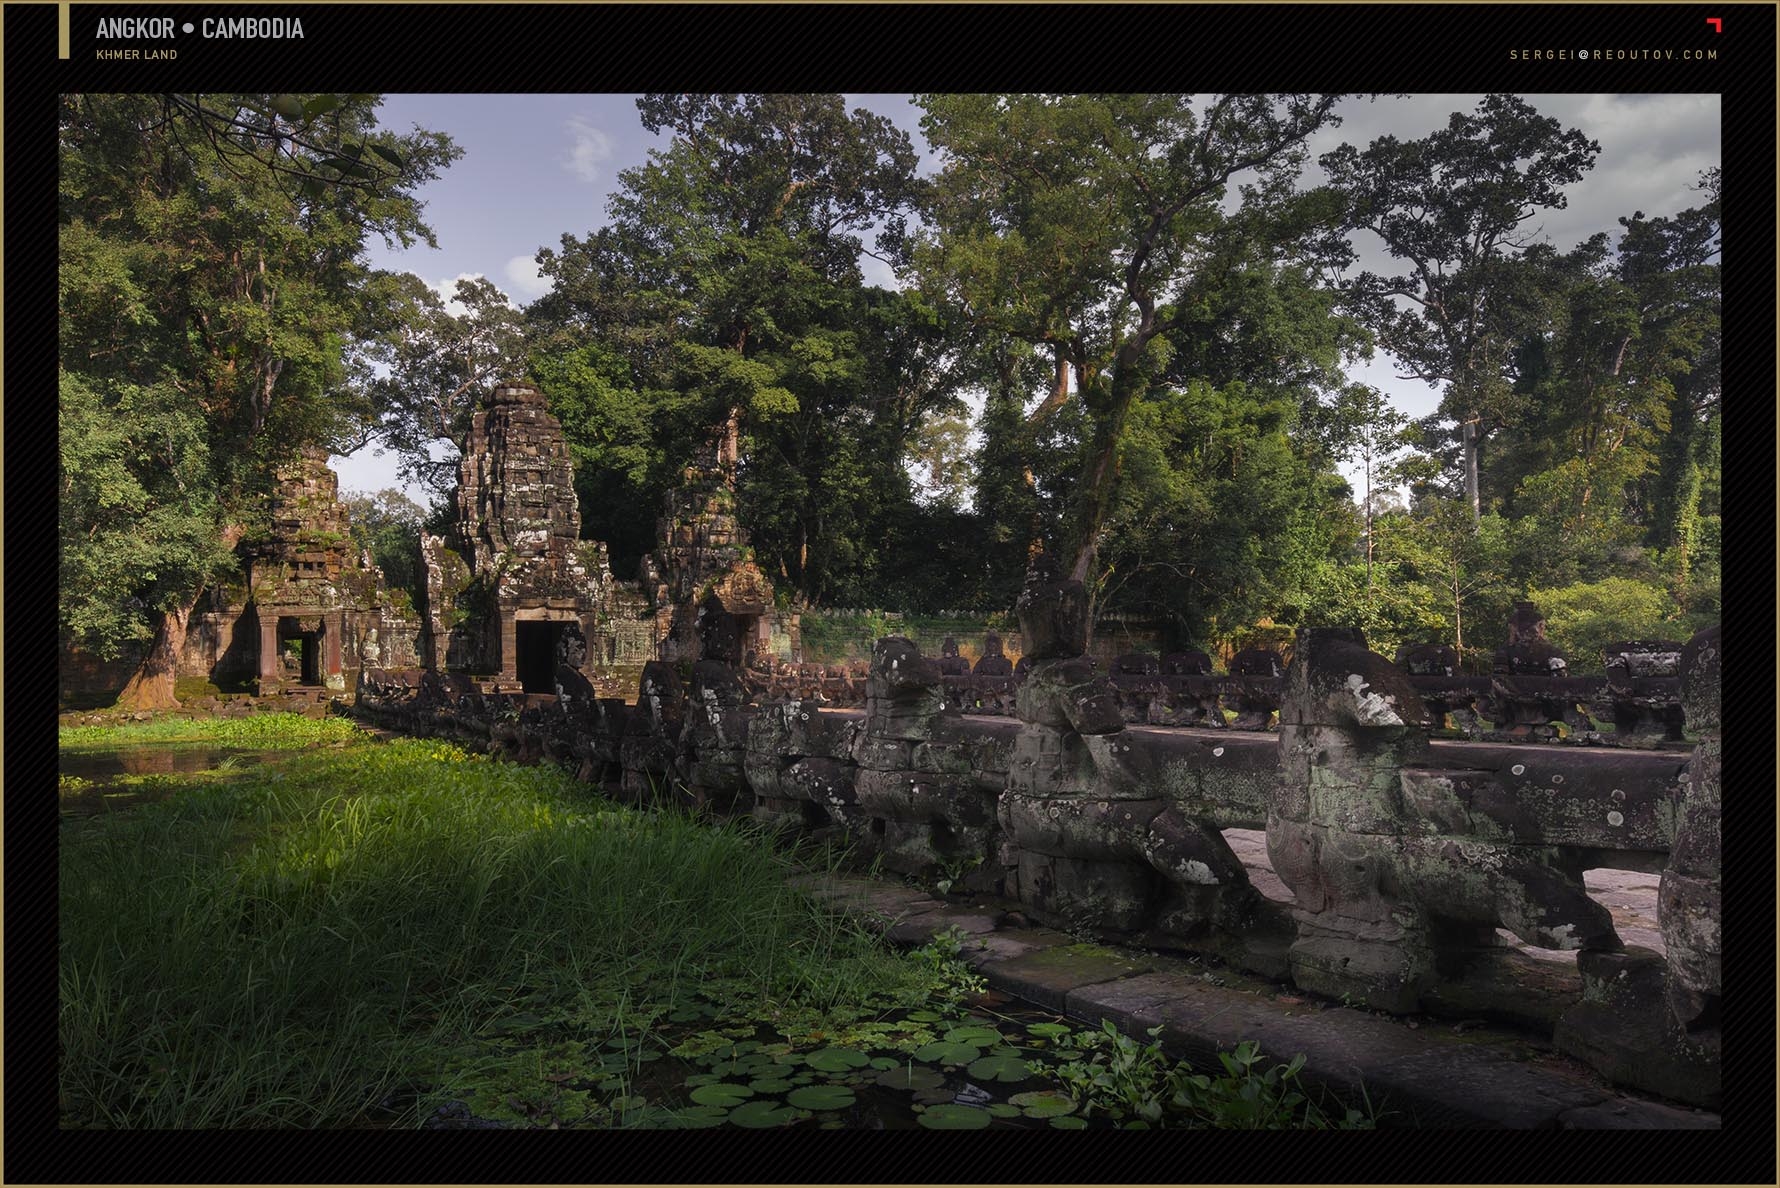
[{"x1": 796, "y1": 872, "x2": 1721, "y2": 1131}]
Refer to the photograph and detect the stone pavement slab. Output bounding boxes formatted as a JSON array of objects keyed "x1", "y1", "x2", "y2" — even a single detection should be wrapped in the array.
[
  {"x1": 811, "y1": 870, "x2": 1720, "y2": 1128},
  {"x1": 882, "y1": 905, "x2": 1007, "y2": 944},
  {"x1": 1359, "y1": 1046, "x2": 1609, "y2": 1128},
  {"x1": 979, "y1": 942, "x2": 1155, "y2": 1012},
  {"x1": 954, "y1": 926, "x2": 1077, "y2": 969}
]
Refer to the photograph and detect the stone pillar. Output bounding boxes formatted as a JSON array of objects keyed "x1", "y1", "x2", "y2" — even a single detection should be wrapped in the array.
[
  {"x1": 498, "y1": 607, "x2": 518, "y2": 684},
  {"x1": 1552, "y1": 625, "x2": 1719, "y2": 1107},
  {"x1": 1270, "y1": 628, "x2": 1436, "y2": 1011},
  {"x1": 850, "y1": 636, "x2": 997, "y2": 884},
  {"x1": 677, "y1": 594, "x2": 750, "y2": 813},
  {"x1": 619, "y1": 661, "x2": 684, "y2": 806},
  {"x1": 323, "y1": 613, "x2": 345, "y2": 692},
  {"x1": 257, "y1": 610, "x2": 282, "y2": 692}
]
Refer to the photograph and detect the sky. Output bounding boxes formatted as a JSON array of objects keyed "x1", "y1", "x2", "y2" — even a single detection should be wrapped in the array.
[{"x1": 334, "y1": 93, "x2": 1721, "y2": 504}]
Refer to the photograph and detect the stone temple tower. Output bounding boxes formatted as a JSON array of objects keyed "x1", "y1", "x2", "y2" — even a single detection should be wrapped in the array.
[
  {"x1": 651, "y1": 418, "x2": 783, "y2": 663},
  {"x1": 425, "y1": 380, "x2": 609, "y2": 691}
]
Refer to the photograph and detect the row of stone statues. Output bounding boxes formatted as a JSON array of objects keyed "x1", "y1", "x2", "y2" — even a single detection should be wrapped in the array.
[{"x1": 354, "y1": 560, "x2": 1719, "y2": 1109}]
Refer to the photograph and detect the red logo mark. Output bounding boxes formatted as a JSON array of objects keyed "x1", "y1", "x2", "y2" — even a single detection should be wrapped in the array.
[{"x1": 1705, "y1": 17, "x2": 1722, "y2": 31}]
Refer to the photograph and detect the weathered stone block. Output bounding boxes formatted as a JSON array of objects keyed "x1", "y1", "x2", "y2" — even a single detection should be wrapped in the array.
[
  {"x1": 1000, "y1": 793, "x2": 1162, "y2": 861},
  {"x1": 1014, "y1": 852, "x2": 1158, "y2": 935}
]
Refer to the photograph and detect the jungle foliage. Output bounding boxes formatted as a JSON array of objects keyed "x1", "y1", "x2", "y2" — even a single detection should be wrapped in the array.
[{"x1": 60, "y1": 95, "x2": 1722, "y2": 680}]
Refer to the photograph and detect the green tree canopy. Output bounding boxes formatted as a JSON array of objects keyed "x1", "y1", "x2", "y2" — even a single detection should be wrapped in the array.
[
  {"x1": 1321, "y1": 93, "x2": 1600, "y2": 522},
  {"x1": 913, "y1": 93, "x2": 1351, "y2": 585},
  {"x1": 58, "y1": 93, "x2": 457, "y2": 706}
]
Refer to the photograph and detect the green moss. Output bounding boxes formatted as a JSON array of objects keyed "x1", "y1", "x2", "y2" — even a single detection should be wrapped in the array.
[{"x1": 173, "y1": 677, "x2": 224, "y2": 701}]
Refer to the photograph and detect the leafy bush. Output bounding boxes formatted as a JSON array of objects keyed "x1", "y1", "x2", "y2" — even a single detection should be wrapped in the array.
[
  {"x1": 1529, "y1": 576, "x2": 1680, "y2": 671},
  {"x1": 1034, "y1": 1020, "x2": 1371, "y2": 1129}
]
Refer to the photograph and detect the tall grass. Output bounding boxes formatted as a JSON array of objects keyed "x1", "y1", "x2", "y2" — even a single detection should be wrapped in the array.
[
  {"x1": 59, "y1": 738, "x2": 921, "y2": 1127},
  {"x1": 58, "y1": 713, "x2": 362, "y2": 751}
]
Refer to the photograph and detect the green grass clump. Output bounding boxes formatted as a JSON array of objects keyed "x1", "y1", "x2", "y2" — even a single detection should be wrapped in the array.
[
  {"x1": 59, "y1": 737, "x2": 923, "y2": 1128},
  {"x1": 57, "y1": 712, "x2": 362, "y2": 751}
]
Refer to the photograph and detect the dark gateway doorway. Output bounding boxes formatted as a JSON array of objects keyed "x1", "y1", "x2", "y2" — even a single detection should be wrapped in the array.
[
  {"x1": 515, "y1": 620, "x2": 568, "y2": 694},
  {"x1": 276, "y1": 617, "x2": 321, "y2": 686}
]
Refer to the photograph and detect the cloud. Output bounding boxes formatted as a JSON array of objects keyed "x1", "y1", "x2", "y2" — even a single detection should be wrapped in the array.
[
  {"x1": 504, "y1": 255, "x2": 551, "y2": 300},
  {"x1": 428, "y1": 272, "x2": 529, "y2": 315},
  {"x1": 562, "y1": 115, "x2": 613, "y2": 183},
  {"x1": 427, "y1": 272, "x2": 487, "y2": 317}
]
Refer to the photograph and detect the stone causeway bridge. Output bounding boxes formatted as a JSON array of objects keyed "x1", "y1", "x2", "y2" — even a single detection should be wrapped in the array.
[{"x1": 355, "y1": 561, "x2": 1722, "y2": 1121}]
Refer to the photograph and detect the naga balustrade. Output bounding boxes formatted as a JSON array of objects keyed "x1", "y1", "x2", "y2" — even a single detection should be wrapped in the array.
[
  {"x1": 729, "y1": 612, "x2": 1687, "y2": 749},
  {"x1": 354, "y1": 588, "x2": 1719, "y2": 1108}
]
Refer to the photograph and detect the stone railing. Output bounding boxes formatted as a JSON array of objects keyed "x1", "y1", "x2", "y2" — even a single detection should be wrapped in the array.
[
  {"x1": 749, "y1": 617, "x2": 1689, "y2": 748},
  {"x1": 354, "y1": 603, "x2": 1720, "y2": 1109}
]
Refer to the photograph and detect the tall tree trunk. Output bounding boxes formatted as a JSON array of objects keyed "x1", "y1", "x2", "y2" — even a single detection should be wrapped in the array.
[
  {"x1": 115, "y1": 596, "x2": 197, "y2": 711},
  {"x1": 1451, "y1": 559, "x2": 1464, "y2": 662},
  {"x1": 1067, "y1": 365, "x2": 1139, "y2": 584},
  {"x1": 1463, "y1": 416, "x2": 1481, "y2": 527},
  {"x1": 1363, "y1": 446, "x2": 1374, "y2": 601}
]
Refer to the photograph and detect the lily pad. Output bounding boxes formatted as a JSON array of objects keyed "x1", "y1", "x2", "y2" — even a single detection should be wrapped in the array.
[
  {"x1": 727, "y1": 1100, "x2": 806, "y2": 1128},
  {"x1": 868, "y1": 1056, "x2": 901, "y2": 1072},
  {"x1": 875, "y1": 1065, "x2": 944, "y2": 1091},
  {"x1": 987, "y1": 1103, "x2": 1023, "y2": 1118},
  {"x1": 804, "y1": 1047, "x2": 870, "y2": 1072},
  {"x1": 688, "y1": 1082, "x2": 754, "y2": 1107},
  {"x1": 917, "y1": 1103, "x2": 992, "y2": 1129},
  {"x1": 1049, "y1": 1114, "x2": 1089, "y2": 1129},
  {"x1": 912, "y1": 1040, "x2": 981, "y2": 1064},
  {"x1": 944, "y1": 1024, "x2": 1003, "y2": 1046},
  {"x1": 1009, "y1": 1090, "x2": 1076, "y2": 1118},
  {"x1": 1025, "y1": 1022, "x2": 1073, "y2": 1040},
  {"x1": 709, "y1": 1057, "x2": 769, "y2": 1076},
  {"x1": 908, "y1": 1010, "x2": 945, "y2": 1022},
  {"x1": 786, "y1": 1084, "x2": 856, "y2": 1110},
  {"x1": 665, "y1": 1105, "x2": 729, "y2": 1129},
  {"x1": 965, "y1": 1053, "x2": 1030, "y2": 1083},
  {"x1": 747, "y1": 1077, "x2": 794, "y2": 1095}
]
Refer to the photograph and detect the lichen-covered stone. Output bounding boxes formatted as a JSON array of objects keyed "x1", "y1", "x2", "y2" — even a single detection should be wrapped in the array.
[
  {"x1": 1660, "y1": 625, "x2": 1720, "y2": 1075},
  {"x1": 1272, "y1": 627, "x2": 1617, "y2": 1015},
  {"x1": 998, "y1": 554, "x2": 1266, "y2": 950}
]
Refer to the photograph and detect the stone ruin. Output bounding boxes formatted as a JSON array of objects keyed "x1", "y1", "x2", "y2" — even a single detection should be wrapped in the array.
[
  {"x1": 998, "y1": 553, "x2": 1283, "y2": 962},
  {"x1": 650, "y1": 419, "x2": 796, "y2": 665},
  {"x1": 57, "y1": 445, "x2": 420, "y2": 706},
  {"x1": 416, "y1": 381, "x2": 801, "y2": 692},
  {"x1": 420, "y1": 380, "x2": 608, "y2": 689},
  {"x1": 357, "y1": 604, "x2": 1724, "y2": 1108}
]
